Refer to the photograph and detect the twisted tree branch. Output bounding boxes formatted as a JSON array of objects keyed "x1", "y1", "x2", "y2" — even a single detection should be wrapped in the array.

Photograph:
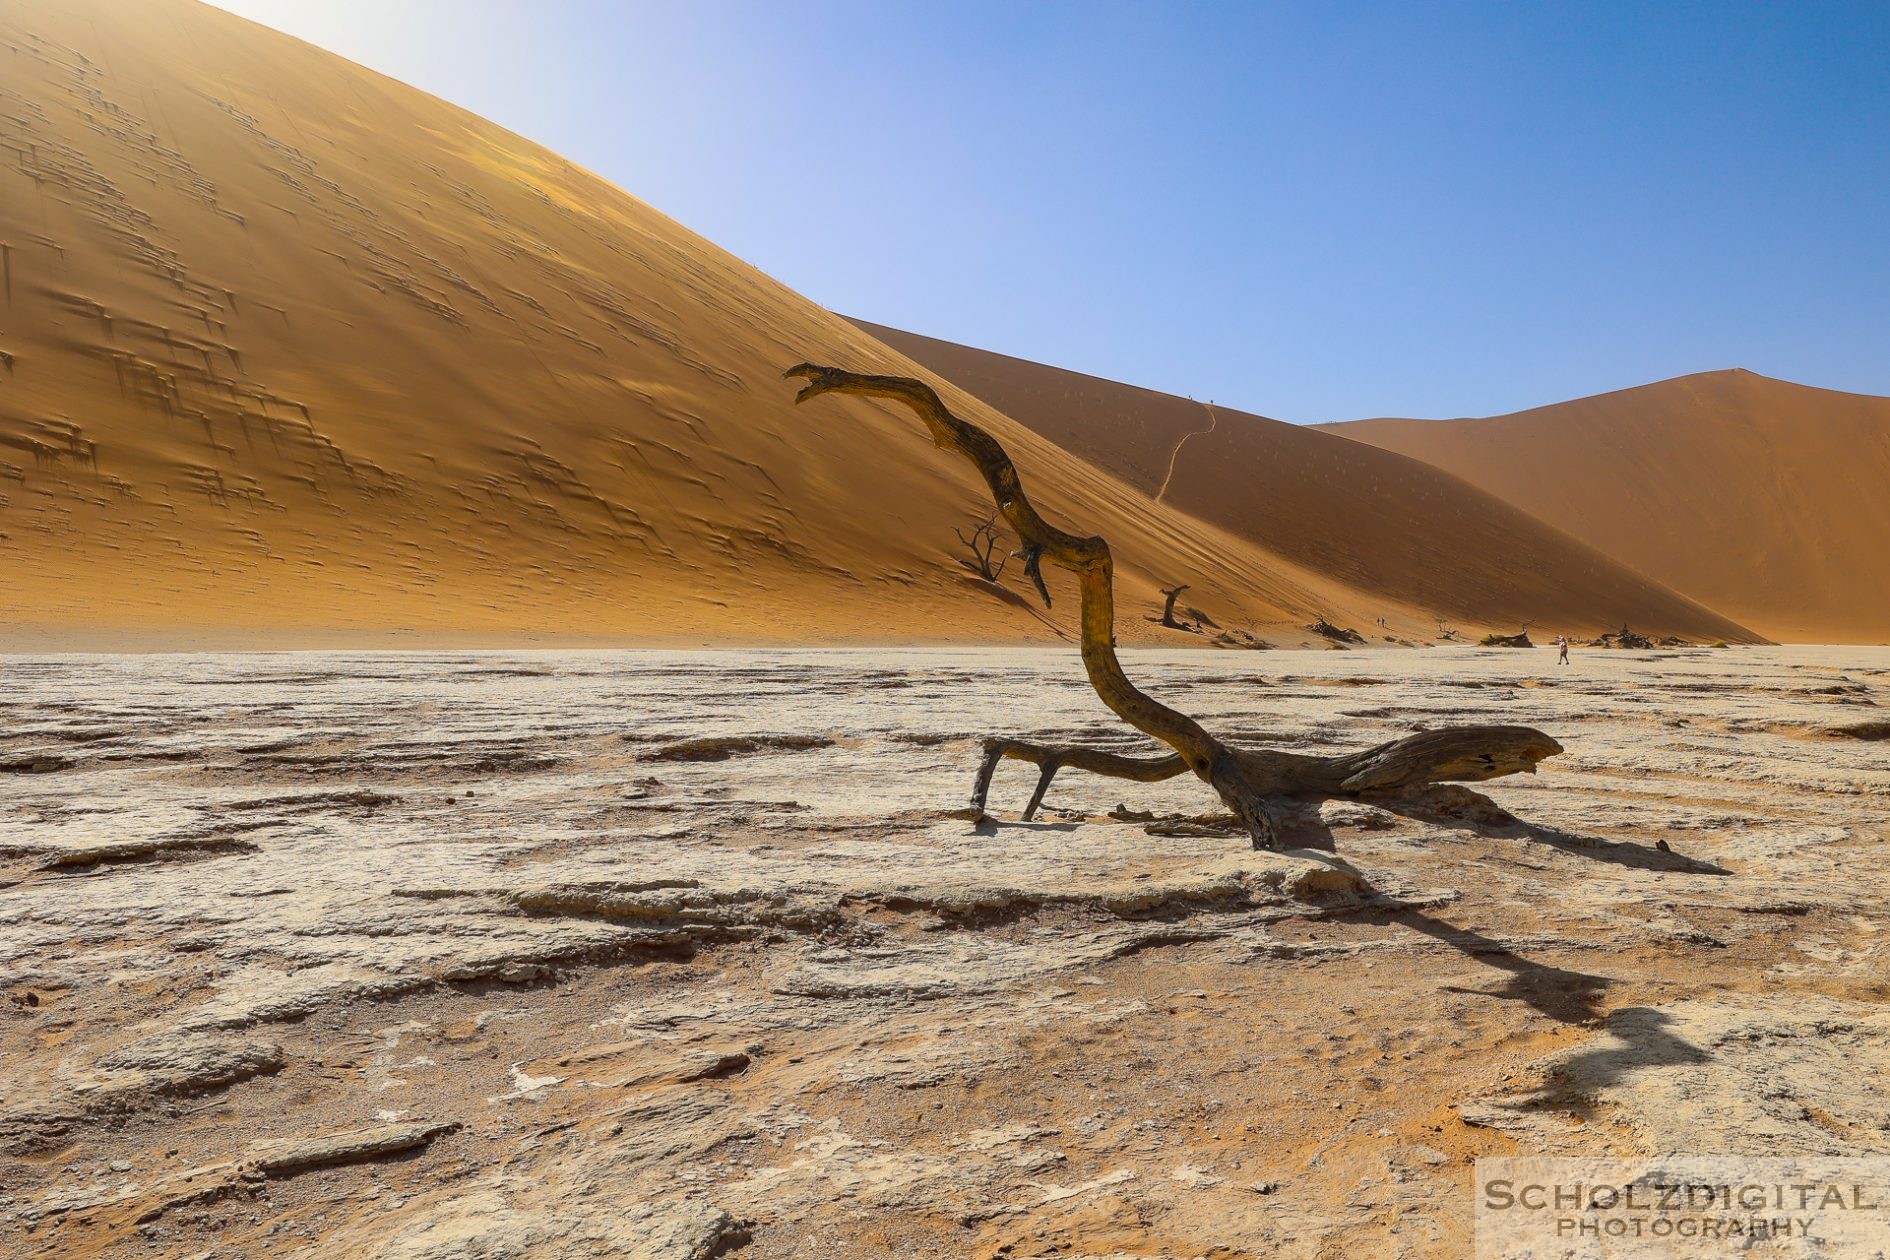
[{"x1": 784, "y1": 364, "x2": 1562, "y2": 848}]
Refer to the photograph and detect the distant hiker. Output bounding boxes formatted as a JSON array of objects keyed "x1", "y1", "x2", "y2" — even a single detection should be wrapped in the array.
[{"x1": 1556, "y1": 635, "x2": 1570, "y2": 665}]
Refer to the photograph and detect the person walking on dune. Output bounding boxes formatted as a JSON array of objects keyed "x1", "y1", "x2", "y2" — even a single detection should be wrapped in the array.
[{"x1": 1556, "y1": 634, "x2": 1570, "y2": 665}]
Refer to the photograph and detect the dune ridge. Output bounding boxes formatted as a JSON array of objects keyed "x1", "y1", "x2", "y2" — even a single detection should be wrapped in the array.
[
  {"x1": 1321, "y1": 370, "x2": 1890, "y2": 643},
  {"x1": 851, "y1": 321, "x2": 1758, "y2": 645}
]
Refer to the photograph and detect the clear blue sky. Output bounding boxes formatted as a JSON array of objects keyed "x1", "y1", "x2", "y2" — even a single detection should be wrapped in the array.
[{"x1": 205, "y1": 1, "x2": 1889, "y2": 423}]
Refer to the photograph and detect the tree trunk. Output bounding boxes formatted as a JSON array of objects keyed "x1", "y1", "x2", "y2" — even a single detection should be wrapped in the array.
[
  {"x1": 784, "y1": 364, "x2": 1563, "y2": 849},
  {"x1": 1159, "y1": 583, "x2": 1191, "y2": 629}
]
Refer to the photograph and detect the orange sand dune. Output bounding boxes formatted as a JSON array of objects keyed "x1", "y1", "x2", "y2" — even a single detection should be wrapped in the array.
[
  {"x1": 0, "y1": 0, "x2": 1758, "y2": 650},
  {"x1": 853, "y1": 322, "x2": 1758, "y2": 644},
  {"x1": 1321, "y1": 370, "x2": 1890, "y2": 643},
  {"x1": 0, "y1": 0, "x2": 1381, "y2": 650}
]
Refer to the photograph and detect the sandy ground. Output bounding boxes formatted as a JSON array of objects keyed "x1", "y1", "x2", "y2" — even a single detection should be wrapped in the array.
[
  {"x1": 3, "y1": 644, "x2": 1887, "y2": 1258},
  {"x1": 1323, "y1": 370, "x2": 1890, "y2": 645}
]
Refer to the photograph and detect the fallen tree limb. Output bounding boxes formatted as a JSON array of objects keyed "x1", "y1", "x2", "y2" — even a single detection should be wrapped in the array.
[
  {"x1": 974, "y1": 738, "x2": 1187, "y2": 822},
  {"x1": 1481, "y1": 620, "x2": 1534, "y2": 648},
  {"x1": 784, "y1": 364, "x2": 1562, "y2": 848},
  {"x1": 1598, "y1": 623, "x2": 1654, "y2": 649},
  {"x1": 1308, "y1": 616, "x2": 1366, "y2": 645}
]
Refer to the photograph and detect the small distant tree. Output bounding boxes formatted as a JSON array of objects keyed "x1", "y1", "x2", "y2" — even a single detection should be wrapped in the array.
[
  {"x1": 954, "y1": 513, "x2": 1009, "y2": 583},
  {"x1": 1159, "y1": 583, "x2": 1192, "y2": 629}
]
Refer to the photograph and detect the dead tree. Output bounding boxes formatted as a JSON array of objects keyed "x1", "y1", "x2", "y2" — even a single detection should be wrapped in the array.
[
  {"x1": 1599, "y1": 623, "x2": 1653, "y2": 650},
  {"x1": 1308, "y1": 616, "x2": 1366, "y2": 645},
  {"x1": 953, "y1": 513, "x2": 1008, "y2": 583},
  {"x1": 1435, "y1": 618, "x2": 1463, "y2": 643},
  {"x1": 1159, "y1": 583, "x2": 1192, "y2": 630},
  {"x1": 1480, "y1": 620, "x2": 1534, "y2": 648},
  {"x1": 784, "y1": 364, "x2": 1562, "y2": 850}
]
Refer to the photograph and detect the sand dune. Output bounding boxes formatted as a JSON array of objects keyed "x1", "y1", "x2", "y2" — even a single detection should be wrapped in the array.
[
  {"x1": 1322, "y1": 370, "x2": 1890, "y2": 643},
  {"x1": 854, "y1": 322, "x2": 1757, "y2": 644},
  {"x1": 0, "y1": 0, "x2": 1761, "y2": 651},
  {"x1": 0, "y1": 0, "x2": 1376, "y2": 650}
]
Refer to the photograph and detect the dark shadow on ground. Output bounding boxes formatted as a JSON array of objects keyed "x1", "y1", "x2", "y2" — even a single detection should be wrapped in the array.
[
  {"x1": 968, "y1": 815, "x2": 1081, "y2": 837},
  {"x1": 1465, "y1": 1005, "x2": 1711, "y2": 1124},
  {"x1": 967, "y1": 780, "x2": 1716, "y2": 1098},
  {"x1": 1364, "y1": 785, "x2": 1729, "y2": 875},
  {"x1": 1283, "y1": 793, "x2": 1716, "y2": 1097},
  {"x1": 1360, "y1": 902, "x2": 1614, "y2": 1025}
]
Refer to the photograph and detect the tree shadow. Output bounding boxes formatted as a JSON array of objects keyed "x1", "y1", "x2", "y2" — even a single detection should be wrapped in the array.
[
  {"x1": 1359, "y1": 901, "x2": 1614, "y2": 1026},
  {"x1": 1257, "y1": 798, "x2": 1341, "y2": 851},
  {"x1": 967, "y1": 814, "x2": 1081, "y2": 836},
  {"x1": 1263, "y1": 833, "x2": 1616, "y2": 1027},
  {"x1": 1094, "y1": 785, "x2": 1722, "y2": 875},
  {"x1": 1363, "y1": 785, "x2": 1729, "y2": 875},
  {"x1": 970, "y1": 787, "x2": 1716, "y2": 1098},
  {"x1": 1291, "y1": 855, "x2": 1710, "y2": 1102},
  {"x1": 1266, "y1": 797, "x2": 1704, "y2": 1043},
  {"x1": 1029, "y1": 782, "x2": 1720, "y2": 1102},
  {"x1": 955, "y1": 576, "x2": 1074, "y2": 641},
  {"x1": 1467, "y1": 1005, "x2": 1711, "y2": 1124}
]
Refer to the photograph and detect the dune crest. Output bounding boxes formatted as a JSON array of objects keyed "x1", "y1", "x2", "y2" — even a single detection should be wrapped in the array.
[
  {"x1": 1322, "y1": 369, "x2": 1890, "y2": 643},
  {"x1": 853, "y1": 321, "x2": 1758, "y2": 644}
]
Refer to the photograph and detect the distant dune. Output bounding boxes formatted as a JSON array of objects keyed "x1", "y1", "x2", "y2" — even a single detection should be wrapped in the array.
[
  {"x1": 1321, "y1": 371, "x2": 1890, "y2": 643},
  {"x1": 854, "y1": 322, "x2": 1758, "y2": 645}
]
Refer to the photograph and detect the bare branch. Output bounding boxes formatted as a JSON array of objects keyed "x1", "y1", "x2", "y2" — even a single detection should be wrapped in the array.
[
  {"x1": 784, "y1": 363, "x2": 1563, "y2": 848},
  {"x1": 954, "y1": 513, "x2": 1009, "y2": 583}
]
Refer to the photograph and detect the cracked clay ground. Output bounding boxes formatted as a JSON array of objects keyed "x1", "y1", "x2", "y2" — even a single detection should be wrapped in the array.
[{"x1": 3, "y1": 645, "x2": 1888, "y2": 1258}]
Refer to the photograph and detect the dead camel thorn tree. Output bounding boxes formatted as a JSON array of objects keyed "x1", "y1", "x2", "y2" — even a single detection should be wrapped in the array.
[
  {"x1": 1307, "y1": 615, "x2": 1366, "y2": 646},
  {"x1": 784, "y1": 363, "x2": 1563, "y2": 850},
  {"x1": 954, "y1": 512, "x2": 1009, "y2": 583},
  {"x1": 1480, "y1": 620, "x2": 1535, "y2": 648},
  {"x1": 1158, "y1": 583, "x2": 1193, "y2": 630},
  {"x1": 1599, "y1": 623, "x2": 1655, "y2": 650}
]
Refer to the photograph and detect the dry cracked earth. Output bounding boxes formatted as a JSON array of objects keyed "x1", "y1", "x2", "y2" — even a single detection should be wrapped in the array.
[{"x1": 2, "y1": 645, "x2": 1888, "y2": 1259}]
